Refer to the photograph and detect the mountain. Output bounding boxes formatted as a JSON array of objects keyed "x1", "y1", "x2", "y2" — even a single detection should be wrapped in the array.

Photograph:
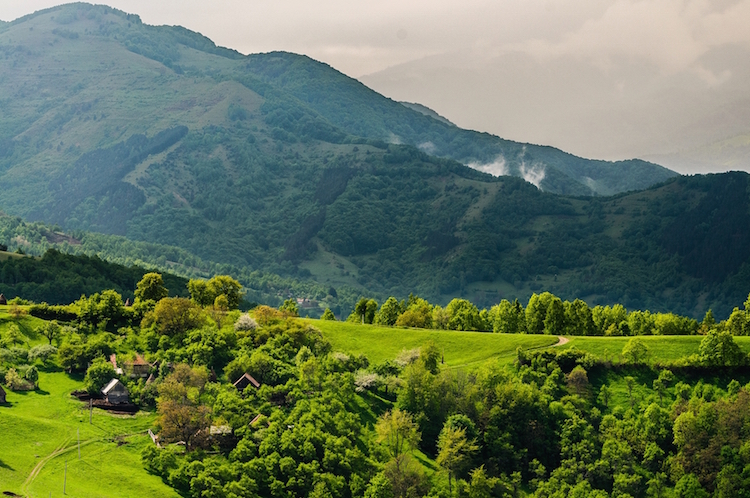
[
  {"x1": 360, "y1": 48, "x2": 750, "y2": 174},
  {"x1": 0, "y1": 3, "x2": 673, "y2": 204},
  {"x1": 2, "y1": 4, "x2": 750, "y2": 318},
  {"x1": 240, "y1": 51, "x2": 676, "y2": 196},
  {"x1": 399, "y1": 102, "x2": 455, "y2": 127}
]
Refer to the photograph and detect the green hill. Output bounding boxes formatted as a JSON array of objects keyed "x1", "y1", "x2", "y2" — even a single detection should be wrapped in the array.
[
  {"x1": 0, "y1": 4, "x2": 747, "y2": 318},
  {"x1": 0, "y1": 247, "x2": 189, "y2": 304}
]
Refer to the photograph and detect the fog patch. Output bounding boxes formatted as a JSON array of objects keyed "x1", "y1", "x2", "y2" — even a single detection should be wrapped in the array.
[
  {"x1": 519, "y1": 162, "x2": 546, "y2": 189},
  {"x1": 582, "y1": 176, "x2": 597, "y2": 189},
  {"x1": 387, "y1": 133, "x2": 402, "y2": 145},
  {"x1": 466, "y1": 156, "x2": 508, "y2": 177},
  {"x1": 418, "y1": 141, "x2": 437, "y2": 154}
]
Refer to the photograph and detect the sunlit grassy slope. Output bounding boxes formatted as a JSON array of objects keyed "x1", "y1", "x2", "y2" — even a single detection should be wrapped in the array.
[
  {"x1": 0, "y1": 371, "x2": 178, "y2": 498},
  {"x1": 307, "y1": 319, "x2": 559, "y2": 367},
  {"x1": 309, "y1": 319, "x2": 750, "y2": 368},
  {"x1": 559, "y1": 335, "x2": 750, "y2": 364}
]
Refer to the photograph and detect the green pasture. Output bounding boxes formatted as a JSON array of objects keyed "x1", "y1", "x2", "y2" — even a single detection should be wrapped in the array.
[
  {"x1": 560, "y1": 335, "x2": 750, "y2": 364},
  {"x1": 310, "y1": 319, "x2": 750, "y2": 371},
  {"x1": 307, "y1": 319, "x2": 559, "y2": 368},
  {"x1": 0, "y1": 372, "x2": 177, "y2": 498},
  {"x1": 0, "y1": 307, "x2": 49, "y2": 347}
]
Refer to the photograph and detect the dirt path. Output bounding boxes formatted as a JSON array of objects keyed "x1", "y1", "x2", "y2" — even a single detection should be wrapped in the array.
[
  {"x1": 21, "y1": 430, "x2": 148, "y2": 492},
  {"x1": 22, "y1": 437, "x2": 71, "y2": 492},
  {"x1": 21, "y1": 437, "x2": 98, "y2": 494},
  {"x1": 554, "y1": 336, "x2": 570, "y2": 347}
]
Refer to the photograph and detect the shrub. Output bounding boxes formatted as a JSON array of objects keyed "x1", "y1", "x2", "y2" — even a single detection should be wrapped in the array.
[{"x1": 234, "y1": 313, "x2": 258, "y2": 332}]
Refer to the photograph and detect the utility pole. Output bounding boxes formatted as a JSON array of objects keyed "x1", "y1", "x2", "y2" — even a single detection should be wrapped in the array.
[
  {"x1": 63, "y1": 459, "x2": 67, "y2": 495},
  {"x1": 89, "y1": 398, "x2": 93, "y2": 424},
  {"x1": 78, "y1": 428, "x2": 81, "y2": 459}
]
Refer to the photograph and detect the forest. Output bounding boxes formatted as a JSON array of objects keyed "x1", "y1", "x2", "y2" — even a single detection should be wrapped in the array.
[{"x1": 3, "y1": 266, "x2": 750, "y2": 497}]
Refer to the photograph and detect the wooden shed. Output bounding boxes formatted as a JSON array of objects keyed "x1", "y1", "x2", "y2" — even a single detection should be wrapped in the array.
[
  {"x1": 0, "y1": 294, "x2": 6, "y2": 305},
  {"x1": 126, "y1": 354, "x2": 150, "y2": 378},
  {"x1": 101, "y1": 378, "x2": 129, "y2": 404},
  {"x1": 233, "y1": 373, "x2": 260, "y2": 393},
  {"x1": 0, "y1": 385, "x2": 6, "y2": 403}
]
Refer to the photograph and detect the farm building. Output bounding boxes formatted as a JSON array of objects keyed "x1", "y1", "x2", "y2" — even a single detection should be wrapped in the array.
[
  {"x1": 0, "y1": 385, "x2": 6, "y2": 403},
  {"x1": 101, "y1": 378, "x2": 129, "y2": 404},
  {"x1": 126, "y1": 354, "x2": 150, "y2": 378},
  {"x1": 0, "y1": 294, "x2": 6, "y2": 305},
  {"x1": 233, "y1": 373, "x2": 260, "y2": 393}
]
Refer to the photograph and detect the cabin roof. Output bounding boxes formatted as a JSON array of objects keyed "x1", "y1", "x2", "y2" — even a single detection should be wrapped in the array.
[
  {"x1": 101, "y1": 378, "x2": 127, "y2": 395},
  {"x1": 129, "y1": 354, "x2": 149, "y2": 366},
  {"x1": 233, "y1": 373, "x2": 261, "y2": 389},
  {"x1": 210, "y1": 425, "x2": 233, "y2": 435}
]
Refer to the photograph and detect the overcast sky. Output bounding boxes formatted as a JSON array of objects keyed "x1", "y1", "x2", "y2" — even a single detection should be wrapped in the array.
[
  {"x1": 2, "y1": 0, "x2": 747, "y2": 77},
  {"x1": 2, "y1": 1, "x2": 750, "y2": 169}
]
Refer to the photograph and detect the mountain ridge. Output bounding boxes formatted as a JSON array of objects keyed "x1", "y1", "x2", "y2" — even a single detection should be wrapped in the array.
[{"x1": 1, "y1": 3, "x2": 748, "y2": 319}]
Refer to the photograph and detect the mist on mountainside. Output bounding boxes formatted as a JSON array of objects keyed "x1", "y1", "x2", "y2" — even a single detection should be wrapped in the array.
[{"x1": 362, "y1": 46, "x2": 750, "y2": 174}]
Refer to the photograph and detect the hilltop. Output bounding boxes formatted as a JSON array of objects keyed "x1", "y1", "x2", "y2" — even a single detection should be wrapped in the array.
[{"x1": 0, "y1": 4, "x2": 748, "y2": 318}]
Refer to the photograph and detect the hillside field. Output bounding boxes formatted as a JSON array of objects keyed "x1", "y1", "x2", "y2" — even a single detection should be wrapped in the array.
[
  {"x1": 561, "y1": 334, "x2": 750, "y2": 364},
  {"x1": 0, "y1": 371, "x2": 178, "y2": 498},
  {"x1": 309, "y1": 318, "x2": 750, "y2": 367},
  {"x1": 306, "y1": 319, "x2": 560, "y2": 367}
]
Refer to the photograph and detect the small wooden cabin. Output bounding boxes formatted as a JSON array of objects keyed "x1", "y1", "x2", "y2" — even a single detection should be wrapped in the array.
[
  {"x1": 0, "y1": 294, "x2": 6, "y2": 305},
  {"x1": 233, "y1": 373, "x2": 260, "y2": 393},
  {"x1": 0, "y1": 385, "x2": 6, "y2": 403},
  {"x1": 127, "y1": 354, "x2": 150, "y2": 378},
  {"x1": 101, "y1": 378, "x2": 129, "y2": 404}
]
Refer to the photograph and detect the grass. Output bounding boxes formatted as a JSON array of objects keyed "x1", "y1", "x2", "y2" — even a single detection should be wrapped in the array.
[
  {"x1": 0, "y1": 250, "x2": 26, "y2": 262},
  {"x1": 0, "y1": 371, "x2": 179, "y2": 497},
  {"x1": 307, "y1": 319, "x2": 560, "y2": 368},
  {"x1": 0, "y1": 307, "x2": 49, "y2": 347},
  {"x1": 309, "y1": 319, "x2": 750, "y2": 372},
  {"x1": 559, "y1": 335, "x2": 750, "y2": 365}
]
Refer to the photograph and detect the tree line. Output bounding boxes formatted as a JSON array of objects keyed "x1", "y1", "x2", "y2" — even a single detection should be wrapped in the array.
[{"x1": 335, "y1": 291, "x2": 750, "y2": 337}]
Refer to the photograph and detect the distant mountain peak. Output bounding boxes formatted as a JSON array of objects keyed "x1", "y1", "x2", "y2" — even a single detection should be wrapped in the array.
[{"x1": 399, "y1": 102, "x2": 456, "y2": 127}]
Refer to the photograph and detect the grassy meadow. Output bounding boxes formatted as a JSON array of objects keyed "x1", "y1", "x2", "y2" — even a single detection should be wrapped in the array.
[
  {"x1": 309, "y1": 318, "x2": 750, "y2": 369},
  {"x1": 307, "y1": 319, "x2": 560, "y2": 367},
  {"x1": 560, "y1": 334, "x2": 750, "y2": 364},
  {"x1": 0, "y1": 370, "x2": 178, "y2": 498}
]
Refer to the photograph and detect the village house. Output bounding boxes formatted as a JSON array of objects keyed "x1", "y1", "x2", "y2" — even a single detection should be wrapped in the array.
[
  {"x1": 101, "y1": 378, "x2": 129, "y2": 404},
  {"x1": 233, "y1": 373, "x2": 260, "y2": 393},
  {"x1": 125, "y1": 354, "x2": 151, "y2": 378}
]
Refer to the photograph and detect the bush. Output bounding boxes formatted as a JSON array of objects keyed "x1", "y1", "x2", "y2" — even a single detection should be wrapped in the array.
[
  {"x1": 84, "y1": 357, "x2": 117, "y2": 395},
  {"x1": 29, "y1": 303, "x2": 78, "y2": 322},
  {"x1": 234, "y1": 313, "x2": 258, "y2": 332}
]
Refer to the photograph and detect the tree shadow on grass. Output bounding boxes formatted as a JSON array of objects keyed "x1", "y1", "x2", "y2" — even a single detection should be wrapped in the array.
[
  {"x1": 12, "y1": 387, "x2": 50, "y2": 396},
  {"x1": 39, "y1": 364, "x2": 64, "y2": 373},
  {"x1": 0, "y1": 458, "x2": 14, "y2": 471},
  {"x1": 413, "y1": 452, "x2": 438, "y2": 471}
]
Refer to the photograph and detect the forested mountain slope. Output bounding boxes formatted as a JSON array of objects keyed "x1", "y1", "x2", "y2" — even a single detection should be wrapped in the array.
[
  {"x1": 241, "y1": 51, "x2": 676, "y2": 195},
  {"x1": 1, "y1": 4, "x2": 747, "y2": 319},
  {"x1": 0, "y1": 247, "x2": 189, "y2": 304}
]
